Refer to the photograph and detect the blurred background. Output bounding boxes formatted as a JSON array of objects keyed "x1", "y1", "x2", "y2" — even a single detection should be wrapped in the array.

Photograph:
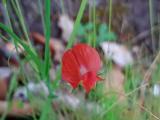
[{"x1": 0, "y1": 0, "x2": 160, "y2": 120}]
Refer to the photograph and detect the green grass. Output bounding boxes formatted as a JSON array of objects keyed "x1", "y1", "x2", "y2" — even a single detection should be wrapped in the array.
[
  {"x1": 149, "y1": 0, "x2": 156, "y2": 53},
  {"x1": 0, "y1": 0, "x2": 160, "y2": 120},
  {"x1": 43, "y1": 0, "x2": 51, "y2": 81},
  {"x1": 108, "y1": 0, "x2": 113, "y2": 32},
  {"x1": 53, "y1": 0, "x2": 88, "y2": 89},
  {"x1": 66, "y1": 0, "x2": 88, "y2": 49}
]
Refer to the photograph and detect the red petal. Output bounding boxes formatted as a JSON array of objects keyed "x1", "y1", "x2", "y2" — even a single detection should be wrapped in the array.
[
  {"x1": 72, "y1": 44, "x2": 101, "y2": 74},
  {"x1": 62, "y1": 50, "x2": 81, "y2": 88},
  {"x1": 82, "y1": 71, "x2": 100, "y2": 93}
]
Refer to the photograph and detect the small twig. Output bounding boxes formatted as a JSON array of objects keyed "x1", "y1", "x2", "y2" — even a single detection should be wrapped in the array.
[
  {"x1": 140, "y1": 50, "x2": 160, "y2": 106},
  {"x1": 137, "y1": 103, "x2": 160, "y2": 120}
]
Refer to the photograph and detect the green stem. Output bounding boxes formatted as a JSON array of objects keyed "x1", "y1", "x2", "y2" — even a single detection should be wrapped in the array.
[
  {"x1": 108, "y1": 0, "x2": 113, "y2": 32},
  {"x1": 60, "y1": 0, "x2": 65, "y2": 14},
  {"x1": 53, "y1": 0, "x2": 88, "y2": 89},
  {"x1": 44, "y1": 0, "x2": 51, "y2": 81},
  {"x1": 66, "y1": 0, "x2": 88, "y2": 49},
  {"x1": 2, "y1": 1, "x2": 20, "y2": 53},
  {"x1": 14, "y1": 0, "x2": 32, "y2": 46},
  {"x1": 93, "y1": 0, "x2": 96, "y2": 48},
  {"x1": 149, "y1": 0, "x2": 155, "y2": 52}
]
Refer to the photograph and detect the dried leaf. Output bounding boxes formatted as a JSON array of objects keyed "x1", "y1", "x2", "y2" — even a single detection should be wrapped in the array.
[
  {"x1": 104, "y1": 66, "x2": 126, "y2": 101},
  {"x1": 0, "y1": 67, "x2": 11, "y2": 100},
  {"x1": 0, "y1": 100, "x2": 33, "y2": 116},
  {"x1": 31, "y1": 32, "x2": 65, "y2": 62}
]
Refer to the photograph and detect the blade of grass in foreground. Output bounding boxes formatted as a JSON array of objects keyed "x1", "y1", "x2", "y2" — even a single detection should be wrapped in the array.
[
  {"x1": 2, "y1": 0, "x2": 13, "y2": 32},
  {"x1": 2, "y1": 0, "x2": 21, "y2": 54},
  {"x1": 43, "y1": 0, "x2": 51, "y2": 81},
  {"x1": 66, "y1": 0, "x2": 88, "y2": 49},
  {"x1": 53, "y1": 0, "x2": 88, "y2": 89},
  {"x1": 40, "y1": 0, "x2": 54, "y2": 99},
  {"x1": 0, "y1": 23, "x2": 41, "y2": 72},
  {"x1": 39, "y1": 98, "x2": 57, "y2": 120},
  {"x1": 11, "y1": 0, "x2": 32, "y2": 46}
]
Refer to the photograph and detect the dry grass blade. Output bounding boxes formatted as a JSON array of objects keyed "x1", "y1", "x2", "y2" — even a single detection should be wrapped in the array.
[
  {"x1": 100, "y1": 51, "x2": 160, "y2": 117},
  {"x1": 137, "y1": 103, "x2": 160, "y2": 120},
  {"x1": 140, "y1": 51, "x2": 160, "y2": 105}
]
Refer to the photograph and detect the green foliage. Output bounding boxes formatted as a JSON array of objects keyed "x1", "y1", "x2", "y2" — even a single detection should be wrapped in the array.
[
  {"x1": 98, "y1": 23, "x2": 117, "y2": 42},
  {"x1": 152, "y1": 64, "x2": 160, "y2": 83},
  {"x1": 77, "y1": 22, "x2": 117, "y2": 46},
  {"x1": 53, "y1": 0, "x2": 88, "y2": 89},
  {"x1": 0, "y1": 0, "x2": 160, "y2": 119},
  {"x1": 88, "y1": 83, "x2": 104, "y2": 101}
]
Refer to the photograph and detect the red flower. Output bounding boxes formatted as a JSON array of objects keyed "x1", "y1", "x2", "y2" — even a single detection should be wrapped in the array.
[{"x1": 62, "y1": 44, "x2": 101, "y2": 93}]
